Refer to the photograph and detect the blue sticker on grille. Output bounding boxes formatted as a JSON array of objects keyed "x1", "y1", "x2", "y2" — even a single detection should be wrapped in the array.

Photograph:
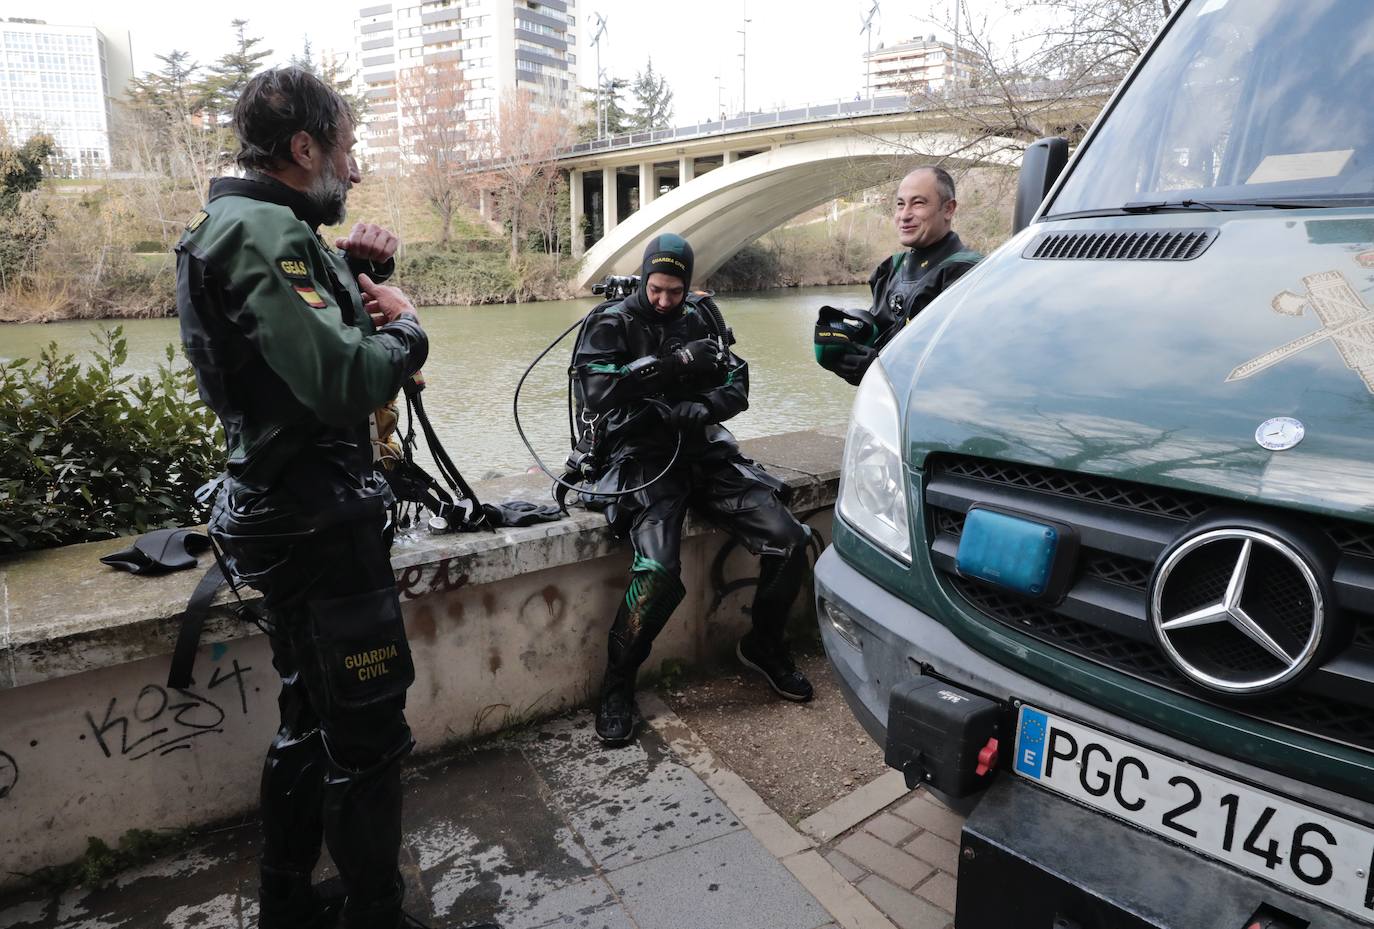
[{"x1": 1016, "y1": 708, "x2": 1049, "y2": 778}]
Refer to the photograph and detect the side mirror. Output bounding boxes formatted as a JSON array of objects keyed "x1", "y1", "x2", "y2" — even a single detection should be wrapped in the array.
[{"x1": 1012, "y1": 137, "x2": 1070, "y2": 234}]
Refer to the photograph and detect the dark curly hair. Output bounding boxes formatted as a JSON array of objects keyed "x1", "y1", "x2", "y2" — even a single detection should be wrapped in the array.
[{"x1": 232, "y1": 66, "x2": 354, "y2": 172}]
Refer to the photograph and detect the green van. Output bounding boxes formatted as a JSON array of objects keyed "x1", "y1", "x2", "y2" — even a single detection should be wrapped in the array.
[{"x1": 816, "y1": 1, "x2": 1374, "y2": 926}]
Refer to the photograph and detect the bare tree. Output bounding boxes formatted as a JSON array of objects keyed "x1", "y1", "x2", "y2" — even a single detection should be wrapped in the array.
[
  {"x1": 397, "y1": 58, "x2": 470, "y2": 247},
  {"x1": 472, "y1": 89, "x2": 576, "y2": 263},
  {"x1": 530, "y1": 169, "x2": 569, "y2": 261},
  {"x1": 904, "y1": 0, "x2": 1173, "y2": 162}
]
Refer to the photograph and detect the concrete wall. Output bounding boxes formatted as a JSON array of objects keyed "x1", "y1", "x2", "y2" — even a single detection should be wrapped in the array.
[{"x1": 0, "y1": 431, "x2": 841, "y2": 886}]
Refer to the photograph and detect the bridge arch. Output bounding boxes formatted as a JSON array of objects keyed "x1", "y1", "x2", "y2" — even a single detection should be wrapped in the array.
[{"x1": 573, "y1": 133, "x2": 1010, "y2": 290}]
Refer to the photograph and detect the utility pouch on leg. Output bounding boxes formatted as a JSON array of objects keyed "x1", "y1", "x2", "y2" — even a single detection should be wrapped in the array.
[{"x1": 308, "y1": 588, "x2": 415, "y2": 713}]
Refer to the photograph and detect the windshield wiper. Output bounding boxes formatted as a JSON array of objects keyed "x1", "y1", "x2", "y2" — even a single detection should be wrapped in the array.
[
  {"x1": 1123, "y1": 198, "x2": 1350, "y2": 213},
  {"x1": 1124, "y1": 199, "x2": 1270, "y2": 212}
]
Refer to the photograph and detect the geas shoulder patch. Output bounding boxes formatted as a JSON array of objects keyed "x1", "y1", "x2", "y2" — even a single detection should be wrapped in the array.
[
  {"x1": 278, "y1": 258, "x2": 310, "y2": 280},
  {"x1": 277, "y1": 257, "x2": 327, "y2": 308}
]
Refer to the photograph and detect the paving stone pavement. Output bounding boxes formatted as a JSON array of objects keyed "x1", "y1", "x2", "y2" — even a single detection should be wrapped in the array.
[
  {"x1": 0, "y1": 710, "x2": 838, "y2": 929},
  {"x1": 0, "y1": 703, "x2": 972, "y2": 929},
  {"x1": 819, "y1": 791, "x2": 968, "y2": 929}
]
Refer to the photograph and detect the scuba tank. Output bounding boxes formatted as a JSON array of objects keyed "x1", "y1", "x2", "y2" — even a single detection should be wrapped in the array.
[{"x1": 513, "y1": 273, "x2": 736, "y2": 512}]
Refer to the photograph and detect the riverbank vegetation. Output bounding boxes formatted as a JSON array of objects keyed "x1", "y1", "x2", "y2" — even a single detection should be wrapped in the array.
[{"x1": 0, "y1": 329, "x2": 220, "y2": 557}]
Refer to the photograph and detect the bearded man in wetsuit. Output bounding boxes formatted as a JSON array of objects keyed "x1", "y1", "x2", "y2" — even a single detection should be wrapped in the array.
[
  {"x1": 175, "y1": 67, "x2": 495, "y2": 929},
  {"x1": 574, "y1": 234, "x2": 814, "y2": 744}
]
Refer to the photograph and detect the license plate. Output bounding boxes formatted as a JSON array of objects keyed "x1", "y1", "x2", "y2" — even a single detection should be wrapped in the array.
[
  {"x1": 1014, "y1": 706, "x2": 1374, "y2": 922},
  {"x1": 955, "y1": 508, "x2": 1061, "y2": 597}
]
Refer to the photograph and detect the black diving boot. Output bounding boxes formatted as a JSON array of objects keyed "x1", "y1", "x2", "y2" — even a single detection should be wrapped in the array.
[
  {"x1": 738, "y1": 548, "x2": 814, "y2": 702},
  {"x1": 595, "y1": 564, "x2": 686, "y2": 744},
  {"x1": 258, "y1": 869, "x2": 343, "y2": 929},
  {"x1": 595, "y1": 673, "x2": 637, "y2": 745},
  {"x1": 737, "y1": 634, "x2": 813, "y2": 702}
]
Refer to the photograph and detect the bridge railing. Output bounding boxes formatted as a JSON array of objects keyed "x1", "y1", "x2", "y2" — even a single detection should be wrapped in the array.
[{"x1": 561, "y1": 93, "x2": 913, "y2": 159}]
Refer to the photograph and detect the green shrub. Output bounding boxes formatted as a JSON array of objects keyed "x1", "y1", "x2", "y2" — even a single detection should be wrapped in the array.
[
  {"x1": 395, "y1": 247, "x2": 519, "y2": 305},
  {"x1": 0, "y1": 327, "x2": 222, "y2": 557}
]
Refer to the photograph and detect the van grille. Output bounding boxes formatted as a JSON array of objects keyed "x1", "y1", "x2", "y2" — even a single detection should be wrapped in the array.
[
  {"x1": 1024, "y1": 228, "x2": 1217, "y2": 261},
  {"x1": 925, "y1": 454, "x2": 1374, "y2": 753}
]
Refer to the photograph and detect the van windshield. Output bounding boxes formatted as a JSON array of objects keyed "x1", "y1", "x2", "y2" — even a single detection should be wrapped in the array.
[{"x1": 1046, "y1": 0, "x2": 1374, "y2": 217}]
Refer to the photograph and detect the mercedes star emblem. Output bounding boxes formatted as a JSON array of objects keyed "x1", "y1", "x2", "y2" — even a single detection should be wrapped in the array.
[
  {"x1": 1255, "y1": 417, "x2": 1304, "y2": 451},
  {"x1": 1150, "y1": 528, "x2": 1325, "y2": 694}
]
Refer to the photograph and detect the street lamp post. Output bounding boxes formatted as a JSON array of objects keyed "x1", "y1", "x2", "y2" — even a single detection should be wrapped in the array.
[
  {"x1": 591, "y1": 13, "x2": 608, "y2": 138},
  {"x1": 861, "y1": 1, "x2": 880, "y2": 98},
  {"x1": 738, "y1": 0, "x2": 750, "y2": 113}
]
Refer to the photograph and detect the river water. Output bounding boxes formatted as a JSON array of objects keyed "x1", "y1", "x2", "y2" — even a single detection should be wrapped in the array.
[{"x1": 0, "y1": 287, "x2": 867, "y2": 477}]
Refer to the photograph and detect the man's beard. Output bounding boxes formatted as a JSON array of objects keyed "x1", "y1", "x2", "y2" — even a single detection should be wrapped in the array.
[{"x1": 306, "y1": 153, "x2": 349, "y2": 226}]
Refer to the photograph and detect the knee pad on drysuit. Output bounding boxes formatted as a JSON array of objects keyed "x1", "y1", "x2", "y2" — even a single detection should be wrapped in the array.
[
  {"x1": 609, "y1": 555, "x2": 686, "y2": 671},
  {"x1": 320, "y1": 726, "x2": 414, "y2": 923},
  {"x1": 261, "y1": 725, "x2": 327, "y2": 876}
]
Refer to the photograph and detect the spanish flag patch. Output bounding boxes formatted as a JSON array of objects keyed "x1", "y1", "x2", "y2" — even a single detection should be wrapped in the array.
[{"x1": 293, "y1": 285, "x2": 327, "y2": 309}]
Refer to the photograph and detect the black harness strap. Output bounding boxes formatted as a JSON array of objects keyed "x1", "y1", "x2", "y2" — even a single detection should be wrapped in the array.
[{"x1": 167, "y1": 562, "x2": 227, "y2": 689}]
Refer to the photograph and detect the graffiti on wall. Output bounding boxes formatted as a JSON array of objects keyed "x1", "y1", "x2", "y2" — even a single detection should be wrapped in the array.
[
  {"x1": 84, "y1": 659, "x2": 256, "y2": 762},
  {"x1": 397, "y1": 558, "x2": 470, "y2": 601}
]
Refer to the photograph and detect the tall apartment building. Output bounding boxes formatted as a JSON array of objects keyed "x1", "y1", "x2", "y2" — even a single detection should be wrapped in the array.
[
  {"x1": 352, "y1": 0, "x2": 577, "y2": 170},
  {"x1": 0, "y1": 18, "x2": 133, "y2": 177},
  {"x1": 863, "y1": 35, "x2": 977, "y2": 97}
]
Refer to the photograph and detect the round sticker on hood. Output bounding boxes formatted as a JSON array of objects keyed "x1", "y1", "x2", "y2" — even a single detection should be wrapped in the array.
[{"x1": 1255, "y1": 417, "x2": 1305, "y2": 451}]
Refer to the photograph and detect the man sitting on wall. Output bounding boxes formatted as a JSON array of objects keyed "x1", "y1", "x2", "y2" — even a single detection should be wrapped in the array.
[{"x1": 573, "y1": 234, "x2": 815, "y2": 745}]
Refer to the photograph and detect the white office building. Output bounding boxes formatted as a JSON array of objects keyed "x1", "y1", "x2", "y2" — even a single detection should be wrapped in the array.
[
  {"x1": 352, "y1": 0, "x2": 577, "y2": 170},
  {"x1": 863, "y1": 35, "x2": 977, "y2": 97},
  {"x1": 0, "y1": 18, "x2": 133, "y2": 176}
]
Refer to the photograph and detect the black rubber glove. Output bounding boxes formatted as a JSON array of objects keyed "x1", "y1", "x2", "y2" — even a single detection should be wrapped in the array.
[
  {"x1": 835, "y1": 344, "x2": 877, "y2": 386},
  {"x1": 667, "y1": 400, "x2": 712, "y2": 432},
  {"x1": 663, "y1": 338, "x2": 725, "y2": 379}
]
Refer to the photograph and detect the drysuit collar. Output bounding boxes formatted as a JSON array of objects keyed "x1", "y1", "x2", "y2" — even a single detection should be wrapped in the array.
[
  {"x1": 905, "y1": 230, "x2": 964, "y2": 278},
  {"x1": 208, "y1": 171, "x2": 332, "y2": 229}
]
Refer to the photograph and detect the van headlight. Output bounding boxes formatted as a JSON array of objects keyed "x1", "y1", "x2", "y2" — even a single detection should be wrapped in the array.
[{"x1": 838, "y1": 363, "x2": 910, "y2": 563}]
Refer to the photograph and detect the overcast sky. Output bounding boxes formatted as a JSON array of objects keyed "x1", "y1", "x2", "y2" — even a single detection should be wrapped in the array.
[{"x1": 14, "y1": 0, "x2": 973, "y2": 123}]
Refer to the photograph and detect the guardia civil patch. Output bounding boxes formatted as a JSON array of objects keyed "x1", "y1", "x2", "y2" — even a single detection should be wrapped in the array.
[
  {"x1": 293, "y1": 285, "x2": 327, "y2": 309},
  {"x1": 186, "y1": 210, "x2": 208, "y2": 232}
]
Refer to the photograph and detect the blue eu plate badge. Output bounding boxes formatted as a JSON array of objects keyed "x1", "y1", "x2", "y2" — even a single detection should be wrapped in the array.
[{"x1": 1015, "y1": 707, "x2": 1048, "y2": 778}]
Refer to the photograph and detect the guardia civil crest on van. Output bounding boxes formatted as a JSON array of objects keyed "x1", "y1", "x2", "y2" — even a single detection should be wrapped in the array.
[{"x1": 1228, "y1": 270, "x2": 1374, "y2": 394}]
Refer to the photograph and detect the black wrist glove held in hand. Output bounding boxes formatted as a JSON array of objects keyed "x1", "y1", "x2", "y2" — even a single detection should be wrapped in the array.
[
  {"x1": 667, "y1": 400, "x2": 712, "y2": 431},
  {"x1": 836, "y1": 344, "x2": 877, "y2": 386}
]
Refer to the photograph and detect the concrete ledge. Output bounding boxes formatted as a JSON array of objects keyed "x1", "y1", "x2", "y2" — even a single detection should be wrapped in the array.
[
  {"x1": 1, "y1": 431, "x2": 843, "y2": 690},
  {"x1": 0, "y1": 430, "x2": 842, "y2": 885}
]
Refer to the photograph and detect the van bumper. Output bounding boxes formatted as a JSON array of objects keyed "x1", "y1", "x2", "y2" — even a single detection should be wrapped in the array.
[{"x1": 813, "y1": 546, "x2": 1373, "y2": 929}]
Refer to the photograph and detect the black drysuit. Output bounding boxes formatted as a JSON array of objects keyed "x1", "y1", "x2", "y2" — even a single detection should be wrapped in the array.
[
  {"x1": 573, "y1": 290, "x2": 809, "y2": 687},
  {"x1": 176, "y1": 175, "x2": 424, "y2": 929},
  {"x1": 829, "y1": 230, "x2": 982, "y2": 385}
]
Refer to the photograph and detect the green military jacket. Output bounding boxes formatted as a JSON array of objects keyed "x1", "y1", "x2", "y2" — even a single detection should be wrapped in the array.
[{"x1": 175, "y1": 173, "x2": 427, "y2": 486}]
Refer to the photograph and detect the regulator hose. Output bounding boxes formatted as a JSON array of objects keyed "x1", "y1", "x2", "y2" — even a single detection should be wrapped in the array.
[{"x1": 513, "y1": 310, "x2": 682, "y2": 500}]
